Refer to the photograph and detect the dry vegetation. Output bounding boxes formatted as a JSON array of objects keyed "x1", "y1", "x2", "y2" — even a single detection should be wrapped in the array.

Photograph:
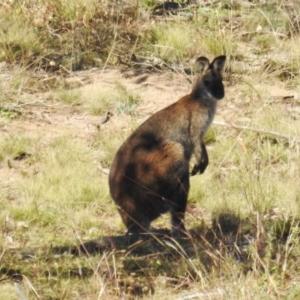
[{"x1": 1, "y1": 0, "x2": 300, "y2": 299}]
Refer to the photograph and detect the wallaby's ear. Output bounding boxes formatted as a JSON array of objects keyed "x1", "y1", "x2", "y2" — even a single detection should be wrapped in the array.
[
  {"x1": 211, "y1": 55, "x2": 226, "y2": 72},
  {"x1": 194, "y1": 56, "x2": 210, "y2": 75}
]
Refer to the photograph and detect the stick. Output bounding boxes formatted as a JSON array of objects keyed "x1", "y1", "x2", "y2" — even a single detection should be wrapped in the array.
[
  {"x1": 213, "y1": 120, "x2": 300, "y2": 143},
  {"x1": 97, "y1": 165, "x2": 110, "y2": 175}
]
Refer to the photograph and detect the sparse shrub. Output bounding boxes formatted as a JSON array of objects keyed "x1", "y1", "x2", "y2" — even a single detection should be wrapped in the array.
[
  {"x1": 57, "y1": 89, "x2": 82, "y2": 105},
  {"x1": 254, "y1": 34, "x2": 275, "y2": 54},
  {"x1": 260, "y1": 58, "x2": 299, "y2": 81},
  {"x1": 115, "y1": 82, "x2": 141, "y2": 115},
  {"x1": 0, "y1": 15, "x2": 42, "y2": 64},
  {"x1": 148, "y1": 23, "x2": 197, "y2": 63},
  {"x1": 84, "y1": 82, "x2": 140, "y2": 116},
  {"x1": 0, "y1": 0, "x2": 142, "y2": 70},
  {"x1": 0, "y1": 134, "x2": 35, "y2": 162},
  {"x1": 202, "y1": 34, "x2": 235, "y2": 58}
]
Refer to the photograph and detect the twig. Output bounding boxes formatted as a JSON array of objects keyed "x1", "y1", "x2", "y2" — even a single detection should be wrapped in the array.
[
  {"x1": 213, "y1": 120, "x2": 300, "y2": 143},
  {"x1": 97, "y1": 165, "x2": 110, "y2": 175},
  {"x1": 238, "y1": 30, "x2": 288, "y2": 39},
  {"x1": 46, "y1": 24, "x2": 62, "y2": 40},
  {"x1": 176, "y1": 288, "x2": 225, "y2": 300},
  {"x1": 10, "y1": 100, "x2": 61, "y2": 108},
  {"x1": 22, "y1": 276, "x2": 40, "y2": 299},
  {"x1": 59, "y1": 65, "x2": 85, "y2": 86}
]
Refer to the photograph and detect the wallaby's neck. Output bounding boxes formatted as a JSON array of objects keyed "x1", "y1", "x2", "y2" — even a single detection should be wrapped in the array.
[{"x1": 191, "y1": 81, "x2": 218, "y2": 107}]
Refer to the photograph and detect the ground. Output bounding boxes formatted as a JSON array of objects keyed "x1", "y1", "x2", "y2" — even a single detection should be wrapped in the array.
[{"x1": 1, "y1": 55, "x2": 300, "y2": 299}]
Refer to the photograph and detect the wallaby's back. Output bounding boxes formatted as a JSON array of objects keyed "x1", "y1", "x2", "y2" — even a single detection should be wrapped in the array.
[{"x1": 109, "y1": 55, "x2": 226, "y2": 239}]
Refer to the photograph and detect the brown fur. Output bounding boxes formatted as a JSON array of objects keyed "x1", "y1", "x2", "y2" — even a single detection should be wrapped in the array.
[{"x1": 109, "y1": 56, "x2": 226, "y2": 238}]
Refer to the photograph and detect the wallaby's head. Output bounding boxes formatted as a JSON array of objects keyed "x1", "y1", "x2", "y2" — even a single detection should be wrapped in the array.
[{"x1": 193, "y1": 55, "x2": 226, "y2": 100}]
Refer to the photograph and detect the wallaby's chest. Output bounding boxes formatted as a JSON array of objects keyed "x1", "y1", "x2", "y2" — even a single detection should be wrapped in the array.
[{"x1": 189, "y1": 103, "x2": 216, "y2": 135}]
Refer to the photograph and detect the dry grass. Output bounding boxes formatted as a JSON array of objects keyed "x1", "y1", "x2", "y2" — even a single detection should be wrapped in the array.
[{"x1": 1, "y1": 0, "x2": 300, "y2": 299}]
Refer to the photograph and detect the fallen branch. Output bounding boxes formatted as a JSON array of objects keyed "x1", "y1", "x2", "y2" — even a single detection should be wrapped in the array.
[
  {"x1": 176, "y1": 288, "x2": 225, "y2": 300},
  {"x1": 10, "y1": 100, "x2": 62, "y2": 108},
  {"x1": 213, "y1": 120, "x2": 300, "y2": 143},
  {"x1": 97, "y1": 165, "x2": 110, "y2": 175}
]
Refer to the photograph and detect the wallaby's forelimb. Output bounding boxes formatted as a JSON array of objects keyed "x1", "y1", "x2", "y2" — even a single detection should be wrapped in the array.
[{"x1": 191, "y1": 142, "x2": 208, "y2": 176}]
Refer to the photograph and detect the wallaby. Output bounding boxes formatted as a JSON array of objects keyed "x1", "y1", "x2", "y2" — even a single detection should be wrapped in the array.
[{"x1": 109, "y1": 55, "x2": 226, "y2": 239}]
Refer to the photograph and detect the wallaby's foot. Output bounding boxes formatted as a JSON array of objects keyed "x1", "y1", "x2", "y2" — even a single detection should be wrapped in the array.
[
  {"x1": 191, "y1": 164, "x2": 198, "y2": 176},
  {"x1": 191, "y1": 164, "x2": 201, "y2": 175},
  {"x1": 125, "y1": 224, "x2": 152, "y2": 245},
  {"x1": 191, "y1": 163, "x2": 207, "y2": 175},
  {"x1": 191, "y1": 142, "x2": 209, "y2": 175},
  {"x1": 171, "y1": 224, "x2": 189, "y2": 240},
  {"x1": 171, "y1": 229, "x2": 189, "y2": 242},
  {"x1": 126, "y1": 232, "x2": 142, "y2": 245}
]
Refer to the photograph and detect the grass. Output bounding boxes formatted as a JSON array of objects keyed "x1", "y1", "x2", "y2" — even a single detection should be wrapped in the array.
[
  {"x1": 1, "y1": 0, "x2": 300, "y2": 299},
  {"x1": 83, "y1": 82, "x2": 141, "y2": 116},
  {"x1": 57, "y1": 90, "x2": 82, "y2": 105},
  {"x1": 149, "y1": 23, "x2": 197, "y2": 63},
  {"x1": 0, "y1": 133, "x2": 36, "y2": 163},
  {"x1": 115, "y1": 82, "x2": 141, "y2": 114},
  {"x1": 0, "y1": 15, "x2": 42, "y2": 64}
]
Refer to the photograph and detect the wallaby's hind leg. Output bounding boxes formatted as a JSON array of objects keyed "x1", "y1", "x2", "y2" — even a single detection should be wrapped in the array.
[
  {"x1": 126, "y1": 221, "x2": 151, "y2": 244},
  {"x1": 170, "y1": 177, "x2": 190, "y2": 239},
  {"x1": 125, "y1": 216, "x2": 151, "y2": 235},
  {"x1": 118, "y1": 202, "x2": 151, "y2": 235},
  {"x1": 119, "y1": 206, "x2": 152, "y2": 244}
]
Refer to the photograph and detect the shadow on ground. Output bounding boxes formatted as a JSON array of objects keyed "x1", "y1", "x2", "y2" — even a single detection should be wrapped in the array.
[{"x1": 1, "y1": 212, "x2": 299, "y2": 297}]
